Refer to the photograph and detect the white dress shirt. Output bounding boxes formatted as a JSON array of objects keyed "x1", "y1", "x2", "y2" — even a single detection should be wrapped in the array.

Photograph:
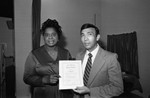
[{"x1": 82, "y1": 44, "x2": 100, "y2": 75}]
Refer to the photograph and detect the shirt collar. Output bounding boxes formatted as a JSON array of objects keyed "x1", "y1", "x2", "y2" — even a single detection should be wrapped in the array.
[{"x1": 85, "y1": 44, "x2": 100, "y2": 57}]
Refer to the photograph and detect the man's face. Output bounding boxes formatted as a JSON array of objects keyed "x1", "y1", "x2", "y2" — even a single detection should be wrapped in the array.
[
  {"x1": 81, "y1": 28, "x2": 100, "y2": 52},
  {"x1": 43, "y1": 28, "x2": 59, "y2": 47}
]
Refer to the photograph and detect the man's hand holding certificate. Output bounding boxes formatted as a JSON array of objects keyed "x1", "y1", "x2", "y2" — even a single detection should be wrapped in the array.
[{"x1": 59, "y1": 60, "x2": 83, "y2": 90}]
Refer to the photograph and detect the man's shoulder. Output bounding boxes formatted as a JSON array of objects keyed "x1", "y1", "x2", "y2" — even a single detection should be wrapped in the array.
[
  {"x1": 101, "y1": 48, "x2": 118, "y2": 60},
  {"x1": 103, "y1": 49, "x2": 116, "y2": 56},
  {"x1": 76, "y1": 49, "x2": 86, "y2": 59},
  {"x1": 77, "y1": 50, "x2": 85, "y2": 55}
]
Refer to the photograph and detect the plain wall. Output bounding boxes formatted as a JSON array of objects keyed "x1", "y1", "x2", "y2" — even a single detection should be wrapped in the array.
[
  {"x1": 100, "y1": 0, "x2": 150, "y2": 97},
  {"x1": 14, "y1": 0, "x2": 32, "y2": 98},
  {"x1": 0, "y1": 17, "x2": 14, "y2": 56}
]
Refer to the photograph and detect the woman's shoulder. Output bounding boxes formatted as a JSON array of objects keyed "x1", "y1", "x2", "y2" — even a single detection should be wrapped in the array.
[
  {"x1": 58, "y1": 46, "x2": 70, "y2": 53},
  {"x1": 32, "y1": 45, "x2": 45, "y2": 52}
]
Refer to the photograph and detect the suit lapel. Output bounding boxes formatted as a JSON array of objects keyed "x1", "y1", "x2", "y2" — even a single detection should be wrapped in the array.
[{"x1": 88, "y1": 47, "x2": 105, "y2": 86}]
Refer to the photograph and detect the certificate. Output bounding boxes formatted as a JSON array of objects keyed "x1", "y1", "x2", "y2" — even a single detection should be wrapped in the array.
[{"x1": 59, "y1": 60, "x2": 83, "y2": 90}]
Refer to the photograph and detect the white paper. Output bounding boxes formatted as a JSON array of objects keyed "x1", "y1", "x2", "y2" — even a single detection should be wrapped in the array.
[{"x1": 59, "y1": 60, "x2": 83, "y2": 90}]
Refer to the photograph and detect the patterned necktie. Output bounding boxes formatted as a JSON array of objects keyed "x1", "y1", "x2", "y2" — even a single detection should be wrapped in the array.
[{"x1": 83, "y1": 53, "x2": 93, "y2": 86}]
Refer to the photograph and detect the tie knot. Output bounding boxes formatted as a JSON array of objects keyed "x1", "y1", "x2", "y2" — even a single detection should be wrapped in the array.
[{"x1": 88, "y1": 53, "x2": 93, "y2": 58}]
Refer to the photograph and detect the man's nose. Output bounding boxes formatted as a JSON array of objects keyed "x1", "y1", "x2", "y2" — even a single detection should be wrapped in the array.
[{"x1": 84, "y1": 36, "x2": 88, "y2": 41}]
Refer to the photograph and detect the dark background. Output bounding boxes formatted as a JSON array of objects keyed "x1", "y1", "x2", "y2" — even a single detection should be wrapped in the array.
[{"x1": 0, "y1": 0, "x2": 14, "y2": 18}]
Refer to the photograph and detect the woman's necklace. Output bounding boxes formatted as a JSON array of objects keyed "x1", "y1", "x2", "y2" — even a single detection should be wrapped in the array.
[{"x1": 48, "y1": 51, "x2": 57, "y2": 56}]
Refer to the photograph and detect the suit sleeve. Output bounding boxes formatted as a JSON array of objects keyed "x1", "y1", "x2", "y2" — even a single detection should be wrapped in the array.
[
  {"x1": 90, "y1": 54, "x2": 123, "y2": 98},
  {"x1": 23, "y1": 52, "x2": 50, "y2": 87}
]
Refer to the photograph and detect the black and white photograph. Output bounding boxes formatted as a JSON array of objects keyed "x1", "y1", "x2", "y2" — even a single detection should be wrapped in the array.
[{"x1": 0, "y1": 0, "x2": 150, "y2": 98}]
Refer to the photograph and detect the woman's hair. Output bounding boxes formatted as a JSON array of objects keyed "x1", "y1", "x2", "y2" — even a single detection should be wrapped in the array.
[
  {"x1": 41, "y1": 19, "x2": 62, "y2": 39},
  {"x1": 80, "y1": 23, "x2": 100, "y2": 36}
]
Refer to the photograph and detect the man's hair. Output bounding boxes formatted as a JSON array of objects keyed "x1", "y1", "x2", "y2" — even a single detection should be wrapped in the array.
[{"x1": 80, "y1": 23, "x2": 100, "y2": 36}]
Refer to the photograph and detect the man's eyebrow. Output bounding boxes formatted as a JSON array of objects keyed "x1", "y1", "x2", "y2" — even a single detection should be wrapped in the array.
[{"x1": 87, "y1": 31, "x2": 93, "y2": 34}]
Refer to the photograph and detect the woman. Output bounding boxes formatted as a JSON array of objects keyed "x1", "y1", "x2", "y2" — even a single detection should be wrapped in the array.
[{"x1": 23, "y1": 19, "x2": 73, "y2": 98}]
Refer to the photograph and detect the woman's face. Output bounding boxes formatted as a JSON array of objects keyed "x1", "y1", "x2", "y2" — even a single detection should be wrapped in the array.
[{"x1": 43, "y1": 28, "x2": 59, "y2": 47}]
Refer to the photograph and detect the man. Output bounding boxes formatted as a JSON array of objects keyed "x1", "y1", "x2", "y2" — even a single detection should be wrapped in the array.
[{"x1": 73, "y1": 23, "x2": 123, "y2": 98}]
